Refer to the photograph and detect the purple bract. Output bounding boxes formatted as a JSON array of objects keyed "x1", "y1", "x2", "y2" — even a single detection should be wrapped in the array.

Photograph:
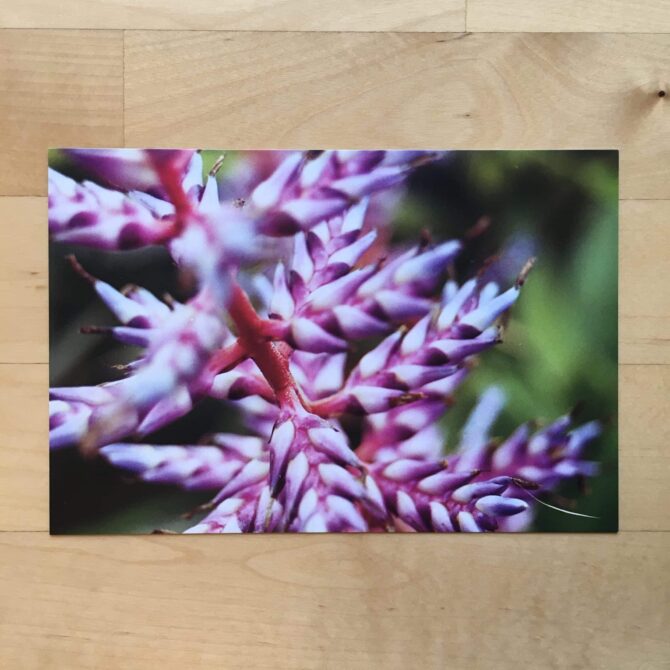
[{"x1": 49, "y1": 149, "x2": 601, "y2": 532}]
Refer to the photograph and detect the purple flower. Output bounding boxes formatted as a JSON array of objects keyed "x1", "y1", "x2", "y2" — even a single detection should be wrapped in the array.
[
  {"x1": 50, "y1": 282, "x2": 228, "y2": 450},
  {"x1": 64, "y1": 149, "x2": 196, "y2": 195},
  {"x1": 49, "y1": 149, "x2": 603, "y2": 533},
  {"x1": 250, "y1": 150, "x2": 443, "y2": 235},
  {"x1": 366, "y1": 388, "x2": 600, "y2": 532},
  {"x1": 263, "y1": 406, "x2": 374, "y2": 532},
  {"x1": 264, "y1": 198, "x2": 464, "y2": 351},
  {"x1": 100, "y1": 433, "x2": 265, "y2": 490},
  {"x1": 181, "y1": 405, "x2": 376, "y2": 533},
  {"x1": 48, "y1": 168, "x2": 175, "y2": 250},
  {"x1": 306, "y1": 278, "x2": 516, "y2": 416}
]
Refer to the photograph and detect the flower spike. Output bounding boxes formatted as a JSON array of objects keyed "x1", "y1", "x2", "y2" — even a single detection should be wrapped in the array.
[{"x1": 49, "y1": 149, "x2": 605, "y2": 533}]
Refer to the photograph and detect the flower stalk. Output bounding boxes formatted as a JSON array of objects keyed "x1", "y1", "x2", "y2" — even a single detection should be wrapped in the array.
[{"x1": 226, "y1": 280, "x2": 300, "y2": 408}]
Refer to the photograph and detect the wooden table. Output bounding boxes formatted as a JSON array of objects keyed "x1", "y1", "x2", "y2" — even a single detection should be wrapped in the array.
[{"x1": 1, "y1": 2, "x2": 668, "y2": 667}]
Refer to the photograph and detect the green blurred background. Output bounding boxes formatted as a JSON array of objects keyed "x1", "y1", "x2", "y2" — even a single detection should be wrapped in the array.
[{"x1": 50, "y1": 150, "x2": 618, "y2": 533}]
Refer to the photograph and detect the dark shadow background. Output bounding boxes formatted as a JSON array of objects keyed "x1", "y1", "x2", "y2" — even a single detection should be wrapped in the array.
[{"x1": 50, "y1": 150, "x2": 618, "y2": 533}]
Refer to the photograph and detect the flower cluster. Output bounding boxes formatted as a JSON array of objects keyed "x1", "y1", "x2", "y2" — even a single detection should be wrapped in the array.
[{"x1": 49, "y1": 149, "x2": 601, "y2": 532}]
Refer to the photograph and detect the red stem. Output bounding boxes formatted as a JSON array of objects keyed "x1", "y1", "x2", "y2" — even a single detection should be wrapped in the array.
[
  {"x1": 308, "y1": 393, "x2": 348, "y2": 418},
  {"x1": 153, "y1": 154, "x2": 303, "y2": 410},
  {"x1": 153, "y1": 155, "x2": 196, "y2": 235},
  {"x1": 227, "y1": 282, "x2": 300, "y2": 408},
  {"x1": 208, "y1": 339, "x2": 247, "y2": 374}
]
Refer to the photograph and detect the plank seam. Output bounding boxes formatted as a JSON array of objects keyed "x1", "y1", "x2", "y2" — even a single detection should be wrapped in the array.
[
  {"x1": 122, "y1": 30, "x2": 126, "y2": 147},
  {"x1": 0, "y1": 529, "x2": 667, "y2": 534},
  {"x1": 0, "y1": 27, "x2": 669, "y2": 35}
]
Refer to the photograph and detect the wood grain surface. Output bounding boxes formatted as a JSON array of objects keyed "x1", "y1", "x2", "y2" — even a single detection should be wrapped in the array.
[
  {"x1": 467, "y1": 0, "x2": 670, "y2": 33},
  {"x1": 0, "y1": 1, "x2": 465, "y2": 32},
  {"x1": 123, "y1": 31, "x2": 670, "y2": 199},
  {"x1": 0, "y1": 30, "x2": 123, "y2": 196},
  {"x1": 1, "y1": 533, "x2": 668, "y2": 668},
  {"x1": 0, "y1": 3, "x2": 668, "y2": 667}
]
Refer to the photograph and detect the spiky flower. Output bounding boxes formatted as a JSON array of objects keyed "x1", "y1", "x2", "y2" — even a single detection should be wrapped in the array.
[
  {"x1": 366, "y1": 387, "x2": 600, "y2": 532},
  {"x1": 49, "y1": 149, "x2": 602, "y2": 532}
]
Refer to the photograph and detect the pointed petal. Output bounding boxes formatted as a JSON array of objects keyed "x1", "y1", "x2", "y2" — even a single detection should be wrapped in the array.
[
  {"x1": 457, "y1": 511, "x2": 482, "y2": 532},
  {"x1": 318, "y1": 463, "x2": 366, "y2": 499},
  {"x1": 381, "y1": 459, "x2": 444, "y2": 483},
  {"x1": 332, "y1": 305, "x2": 389, "y2": 339},
  {"x1": 308, "y1": 427, "x2": 361, "y2": 467},
  {"x1": 458, "y1": 286, "x2": 520, "y2": 332},
  {"x1": 341, "y1": 197, "x2": 370, "y2": 233},
  {"x1": 452, "y1": 479, "x2": 509, "y2": 504},
  {"x1": 216, "y1": 459, "x2": 269, "y2": 500},
  {"x1": 437, "y1": 279, "x2": 477, "y2": 331},
  {"x1": 291, "y1": 232, "x2": 314, "y2": 283},
  {"x1": 284, "y1": 452, "x2": 310, "y2": 519},
  {"x1": 357, "y1": 330, "x2": 403, "y2": 378},
  {"x1": 329, "y1": 230, "x2": 377, "y2": 268},
  {"x1": 251, "y1": 153, "x2": 302, "y2": 210},
  {"x1": 270, "y1": 263, "x2": 295, "y2": 319},
  {"x1": 375, "y1": 290, "x2": 433, "y2": 321},
  {"x1": 400, "y1": 314, "x2": 431, "y2": 356},
  {"x1": 395, "y1": 490, "x2": 425, "y2": 530},
  {"x1": 269, "y1": 419, "x2": 295, "y2": 492},
  {"x1": 418, "y1": 470, "x2": 477, "y2": 496},
  {"x1": 429, "y1": 502, "x2": 454, "y2": 532},
  {"x1": 326, "y1": 495, "x2": 367, "y2": 531},
  {"x1": 307, "y1": 266, "x2": 376, "y2": 311},
  {"x1": 393, "y1": 241, "x2": 461, "y2": 285},
  {"x1": 137, "y1": 386, "x2": 192, "y2": 435},
  {"x1": 291, "y1": 318, "x2": 348, "y2": 353},
  {"x1": 475, "y1": 495, "x2": 528, "y2": 517}
]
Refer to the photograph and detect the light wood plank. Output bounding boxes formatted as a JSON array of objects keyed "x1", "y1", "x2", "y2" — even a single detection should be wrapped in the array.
[
  {"x1": 619, "y1": 365, "x2": 670, "y2": 531},
  {"x1": 124, "y1": 32, "x2": 670, "y2": 200},
  {"x1": 467, "y1": 0, "x2": 670, "y2": 33},
  {"x1": 0, "y1": 531, "x2": 668, "y2": 669},
  {"x1": 0, "y1": 365, "x2": 47, "y2": 532},
  {"x1": 4, "y1": 197, "x2": 663, "y2": 364},
  {"x1": 0, "y1": 30, "x2": 123, "y2": 196},
  {"x1": 0, "y1": 198, "x2": 47, "y2": 364},
  {"x1": 0, "y1": 0, "x2": 465, "y2": 32},
  {"x1": 0, "y1": 363, "x2": 664, "y2": 531},
  {"x1": 620, "y1": 200, "x2": 670, "y2": 364}
]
